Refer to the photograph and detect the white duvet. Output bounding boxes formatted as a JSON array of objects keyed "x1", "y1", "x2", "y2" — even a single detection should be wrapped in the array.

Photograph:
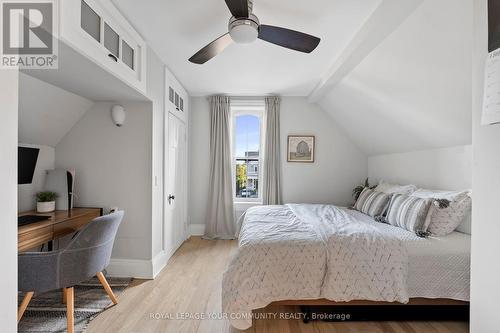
[{"x1": 222, "y1": 204, "x2": 410, "y2": 330}]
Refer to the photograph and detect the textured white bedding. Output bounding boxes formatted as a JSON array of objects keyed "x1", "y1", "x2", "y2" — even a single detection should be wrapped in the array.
[
  {"x1": 347, "y1": 209, "x2": 470, "y2": 301},
  {"x1": 223, "y1": 204, "x2": 470, "y2": 329}
]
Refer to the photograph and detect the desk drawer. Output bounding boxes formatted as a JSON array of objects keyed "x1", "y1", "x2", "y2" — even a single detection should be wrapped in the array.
[
  {"x1": 18, "y1": 226, "x2": 54, "y2": 252},
  {"x1": 53, "y1": 212, "x2": 100, "y2": 239}
]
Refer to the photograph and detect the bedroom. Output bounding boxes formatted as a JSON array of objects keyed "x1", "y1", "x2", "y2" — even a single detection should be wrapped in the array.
[{"x1": 0, "y1": 0, "x2": 498, "y2": 332}]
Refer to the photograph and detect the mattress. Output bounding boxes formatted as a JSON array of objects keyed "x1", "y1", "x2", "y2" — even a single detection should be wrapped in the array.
[{"x1": 346, "y1": 209, "x2": 470, "y2": 301}]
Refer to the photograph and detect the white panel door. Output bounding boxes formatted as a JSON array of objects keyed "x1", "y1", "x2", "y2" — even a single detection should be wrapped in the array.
[{"x1": 164, "y1": 113, "x2": 187, "y2": 253}]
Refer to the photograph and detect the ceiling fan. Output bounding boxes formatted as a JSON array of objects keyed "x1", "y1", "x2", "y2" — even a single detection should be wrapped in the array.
[{"x1": 188, "y1": 0, "x2": 321, "y2": 64}]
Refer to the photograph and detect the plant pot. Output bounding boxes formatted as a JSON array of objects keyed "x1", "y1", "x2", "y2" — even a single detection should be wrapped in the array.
[{"x1": 37, "y1": 201, "x2": 55, "y2": 213}]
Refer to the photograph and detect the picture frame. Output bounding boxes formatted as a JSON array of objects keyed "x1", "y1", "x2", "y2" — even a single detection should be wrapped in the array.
[{"x1": 287, "y1": 135, "x2": 315, "y2": 163}]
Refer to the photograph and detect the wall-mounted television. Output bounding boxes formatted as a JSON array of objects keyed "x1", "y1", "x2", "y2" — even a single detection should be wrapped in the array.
[{"x1": 18, "y1": 147, "x2": 40, "y2": 185}]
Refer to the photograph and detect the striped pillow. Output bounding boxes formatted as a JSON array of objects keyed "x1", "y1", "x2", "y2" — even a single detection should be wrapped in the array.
[
  {"x1": 354, "y1": 188, "x2": 391, "y2": 217},
  {"x1": 385, "y1": 194, "x2": 432, "y2": 233}
]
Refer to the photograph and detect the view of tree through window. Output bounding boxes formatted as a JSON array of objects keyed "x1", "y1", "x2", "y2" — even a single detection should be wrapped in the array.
[{"x1": 235, "y1": 115, "x2": 260, "y2": 199}]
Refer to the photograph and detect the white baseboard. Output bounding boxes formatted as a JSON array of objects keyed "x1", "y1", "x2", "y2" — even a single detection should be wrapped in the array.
[
  {"x1": 107, "y1": 250, "x2": 175, "y2": 279},
  {"x1": 106, "y1": 258, "x2": 154, "y2": 279},
  {"x1": 151, "y1": 250, "x2": 170, "y2": 278},
  {"x1": 188, "y1": 223, "x2": 205, "y2": 236},
  {"x1": 107, "y1": 231, "x2": 202, "y2": 279}
]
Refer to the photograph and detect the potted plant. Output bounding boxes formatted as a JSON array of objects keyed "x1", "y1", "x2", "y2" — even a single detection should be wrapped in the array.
[{"x1": 36, "y1": 191, "x2": 58, "y2": 213}]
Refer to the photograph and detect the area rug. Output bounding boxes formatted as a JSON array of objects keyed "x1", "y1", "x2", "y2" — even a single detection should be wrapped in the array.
[{"x1": 18, "y1": 276, "x2": 132, "y2": 333}]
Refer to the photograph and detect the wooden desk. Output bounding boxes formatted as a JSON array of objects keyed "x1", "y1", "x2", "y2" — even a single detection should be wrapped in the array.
[{"x1": 18, "y1": 208, "x2": 103, "y2": 252}]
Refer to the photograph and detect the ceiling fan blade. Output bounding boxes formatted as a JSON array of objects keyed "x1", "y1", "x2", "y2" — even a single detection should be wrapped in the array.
[
  {"x1": 189, "y1": 33, "x2": 233, "y2": 64},
  {"x1": 258, "y1": 25, "x2": 320, "y2": 53},
  {"x1": 224, "y1": 0, "x2": 249, "y2": 18}
]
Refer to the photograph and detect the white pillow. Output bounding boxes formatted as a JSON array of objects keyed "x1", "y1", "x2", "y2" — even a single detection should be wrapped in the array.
[
  {"x1": 411, "y1": 189, "x2": 470, "y2": 201},
  {"x1": 375, "y1": 181, "x2": 417, "y2": 195},
  {"x1": 412, "y1": 189, "x2": 472, "y2": 236}
]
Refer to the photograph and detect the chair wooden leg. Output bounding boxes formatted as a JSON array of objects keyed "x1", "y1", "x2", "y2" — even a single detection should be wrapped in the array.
[
  {"x1": 62, "y1": 288, "x2": 67, "y2": 304},
  {"x1": 96, "y1": 271, "x2": 118, "y2": 305},
  {"x1": 18, "y1": 291, "x2": 34, "y2": 322},
  {"x1": 65, "y1": 287, "x2": 74, "y2": 333}
]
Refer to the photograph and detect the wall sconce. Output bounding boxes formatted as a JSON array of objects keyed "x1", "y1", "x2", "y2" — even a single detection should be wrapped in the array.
[{"x1": 111, "y1": 105, "x2": 126, "y2": 127}]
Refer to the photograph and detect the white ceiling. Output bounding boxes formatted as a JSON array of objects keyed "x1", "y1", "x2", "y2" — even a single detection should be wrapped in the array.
[
  {"x1": 113, "y1": 0, "x2": 381, "y2": 96},
  {"x1": 318, "y1": 0, "x2": 473, "y2": 155},
  {"x1": 111, "y1": 0, "x2": 472, "y2": 156},
  {"x1": 19, "y1": 73, "x2": 94, "y2": 147}
]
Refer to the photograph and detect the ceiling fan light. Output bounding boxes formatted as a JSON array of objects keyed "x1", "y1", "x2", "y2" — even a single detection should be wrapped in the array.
[{"x1": 229, "y1": 19, "x2": 259, "y2": 44}]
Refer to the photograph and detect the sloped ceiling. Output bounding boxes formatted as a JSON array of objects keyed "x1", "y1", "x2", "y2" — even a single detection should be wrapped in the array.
[
  {"x1": 111, "y1": 0, "x2": 472, "y2": 156},
  {"x1": 317, "y1": 0, "x2": 472, "y2": 155},
  {"x1": 113, "y1": 0, "x2": 381, "y2": 96},
  {"x1": 19, "y1": 73, "x2": 94, "y2": 147}
]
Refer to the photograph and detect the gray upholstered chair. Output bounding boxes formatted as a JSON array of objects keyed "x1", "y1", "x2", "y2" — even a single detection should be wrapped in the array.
[{"x1": 18, "y1": 211, "x2": 124, "y2": 333}]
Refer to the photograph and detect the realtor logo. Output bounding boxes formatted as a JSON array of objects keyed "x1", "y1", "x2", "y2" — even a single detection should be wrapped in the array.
[{"x1": 1, "y1": 0, "x2": 58, "y2": 69}]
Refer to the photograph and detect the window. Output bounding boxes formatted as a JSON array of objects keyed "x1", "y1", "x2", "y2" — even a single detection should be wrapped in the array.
[
  {"x1": 122, "y1": 40, "x2": 135, "y2": 70},
  {"x1": 104, "y1": 23, "x2": 120, "y2": 58},
  {"x1": 231, "y1": 100, "x2": 265, "y2": 202},
  {"x1": 81, "y1": 1, "x2": 101, "y2": 43}
]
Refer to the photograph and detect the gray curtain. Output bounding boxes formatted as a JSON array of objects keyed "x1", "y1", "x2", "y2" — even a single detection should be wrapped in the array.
[
  {"x1": 204, "y1": 96, "x2": 236, "y2": 240},
  {"x1": 263, "y1": 96, "x2": 282, "y2": 205}
]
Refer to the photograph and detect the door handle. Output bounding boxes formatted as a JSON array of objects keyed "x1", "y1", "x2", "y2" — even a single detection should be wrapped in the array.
[
  {"x1": 108, "y1": 53, "x2": 118, "y2": 62},
  {"x1": 168, "y1": 194, "x2": 175, "y2": 204}
]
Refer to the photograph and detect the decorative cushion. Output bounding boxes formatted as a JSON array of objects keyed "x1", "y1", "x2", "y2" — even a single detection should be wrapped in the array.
[
  {"x1": 412, "y1": 189, "x2": 472, "y2": 236},
  {"x1": 385, "y1": 194, "x2": 432, "y2": 233},
  {"x1": 354, "y1": 188, "x2": 391, "y2": 217},
  {"x1": 375, "y1": 181, "x2": 417, "y2": 195}
]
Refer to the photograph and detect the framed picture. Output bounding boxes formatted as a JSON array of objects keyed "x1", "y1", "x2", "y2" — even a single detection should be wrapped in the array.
[{"x1": 287, "y1": 135, "x2": 315, "y2": 163}]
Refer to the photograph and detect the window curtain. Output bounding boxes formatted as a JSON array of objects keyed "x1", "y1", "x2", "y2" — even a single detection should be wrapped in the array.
[
  {"x1": 263, "y1": 96, "x2": 282, "y2": 205},
  {"x1": 204, "y1": 96, "x2": 236, "y2": 240}
]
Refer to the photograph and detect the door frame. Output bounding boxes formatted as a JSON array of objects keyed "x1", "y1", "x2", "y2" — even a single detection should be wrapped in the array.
[{"x1": 163, "y1": 108, "x2": 189, "y2": 253}]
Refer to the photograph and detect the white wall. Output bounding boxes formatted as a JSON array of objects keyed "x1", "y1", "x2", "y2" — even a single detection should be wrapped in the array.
[
  {"x1": 188, "y1": 96, "x2": 368, "y2": 227},
  {"x1": 281, "y1": 97, "x2": 367, "y2": 205},
  {"x1": 19, "y1": 73, "x2": 93, "y2": 147},
  {"x1": 0, "y1": 69, "x2": 19, "y2": 332},
  {"x1": 188, "y1": 97, "x2": 211, "y2": 228},
  {"x1": 18, "y1": 144, "x2": 56, "y2": 212},
  {"x1": 17, "y1": 74, "x2": 92, "y2": 212},
  {"x1": 368, "y1": 145, "x2": 472, "y2": 190},
  {"x1": 318, "y1": 0, "x2": 472, "y2": 155},
  {"x1": 55, "y1": 102, "x2": 153, "y2": 261},
  {"x1": 471, "y1": 0, "x2": 500, "y2": 331}
]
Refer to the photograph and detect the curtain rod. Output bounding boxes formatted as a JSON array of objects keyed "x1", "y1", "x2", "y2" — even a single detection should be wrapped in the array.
[{"x1": 205, "y1": 95, "x2": 279, "y2": 101}]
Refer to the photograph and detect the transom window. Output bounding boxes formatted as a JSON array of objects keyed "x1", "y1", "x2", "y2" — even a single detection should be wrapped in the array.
[{"x1": 231, "y1": 100, "x2": 265, "y2": 202}]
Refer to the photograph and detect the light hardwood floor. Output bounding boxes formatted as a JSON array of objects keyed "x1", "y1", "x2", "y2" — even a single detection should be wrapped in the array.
[{"x1": 86, "y1": 237, "x2": 469, "y2": 333}]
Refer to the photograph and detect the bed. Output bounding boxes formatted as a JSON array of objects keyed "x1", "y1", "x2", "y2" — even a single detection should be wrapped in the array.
[{"x1": 222, "y1": 204, "x2": 470, "y2": 330}]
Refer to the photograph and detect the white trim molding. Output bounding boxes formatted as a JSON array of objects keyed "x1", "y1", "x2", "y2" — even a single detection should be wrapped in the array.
[
  {"x1": 106, "y1": 258, "x2": 154, "y2": 279},
  {"x1": 152, "y1": 250, "x2": 170, "y2": 278},
  {"x1": 106, "y1": 250, "x2": 171, "y2": 279},
  {"x1": 106, "y1": 227, "x2": 206, "y2": 279}
]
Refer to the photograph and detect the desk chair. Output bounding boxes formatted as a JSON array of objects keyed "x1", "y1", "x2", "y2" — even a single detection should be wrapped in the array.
[{"x1": 18, "y1": 211, "x2": 124, "y2": 333}]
